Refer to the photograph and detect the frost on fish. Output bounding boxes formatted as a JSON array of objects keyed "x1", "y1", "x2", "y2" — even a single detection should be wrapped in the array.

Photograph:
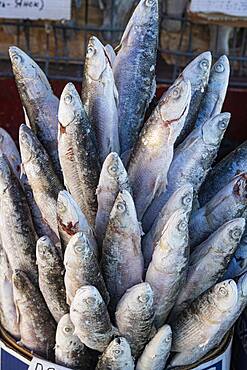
[{"x1": 96, "y1": 337, "x2": 134, "y2": 370}]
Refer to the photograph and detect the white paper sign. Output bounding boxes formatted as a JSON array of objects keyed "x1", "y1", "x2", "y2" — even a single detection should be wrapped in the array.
[
  {"x1": 29, "y1": 357, "x2": 72, "y2": 370},
  {"x1": 190, "y1": 0, "x2": 247, "y2": 17},
  {"x1": 0, "y1": 0, "x2": 71, "y2": 20}
]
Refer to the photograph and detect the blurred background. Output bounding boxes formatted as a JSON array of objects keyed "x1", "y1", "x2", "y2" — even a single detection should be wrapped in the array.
[{"x1": 1, "y1": 0, "x2": 247, "y2": 153}]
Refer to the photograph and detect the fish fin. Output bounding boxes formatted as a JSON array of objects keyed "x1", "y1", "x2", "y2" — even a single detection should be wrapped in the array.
[
  {"x1": 22, "y1": 106, "x2": 31, "y2": 128},
  {"x1": 153, "y1": 176, "x2": 167, "y2": 198},
  {"x1": 15, "y1": 303, "x2": 20, "y2": 324}
]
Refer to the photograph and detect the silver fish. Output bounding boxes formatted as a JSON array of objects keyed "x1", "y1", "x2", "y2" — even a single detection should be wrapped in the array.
[
  {"x1": 175, "y1": 51, "x2": 212, "y2": 145},
  {"x1": 169, "y1": 280, "x2": 238, "y2": 367},
  {"x1": 95, "y1": 152, "x2": 131, "y2": 246},
  {"x1": 224, "y1": 231, "x2": 247, "y2": 279},
  {"x1": 172, "y1": 218, "x2": 245, "y2": 318},
  {"x1": 0, "y1": 247, "x2": 20, "y2": 339},
  {"x1": 57, "y1": 190, "x2": 97, "y2": 255},
  {"x1": 36, "y1": 236, "x2": 69, "y2": 322},
  {"x1": 145, "y1": 112, "x2": 230, "y2": 229},
  {"x1": 189, "y1": 173, "x2": 247, "y2": 248},
  {"x1": 70, "y1": 285, "x2": 117, "y2": 352},
  {"x1": 82, "y1": 36, "x2": 119, "y2": 163},
  {"x1": 145, "y1": 209, "x2": 190, "y2": 328},
  {"x1": 128, "y1": 76, "x2": 191, "y2": 220},
  {"x1": 9, "y1": 46, "x2": 61, "y2": 179},
  {"x1": 12, "y1": 270, "x2": 56, "y2": 360},
  {"x1": 101, "y1": 190, "x2": 143, "y2": 313},
  {"x1": 19, "y1": 124, "x2": 63, "y2": 238},
  {"x1": 64, "y1": 232, "x2": 109, "y2": 305},
  {"x1": 55, "y1": 313, "x2": 95, "y2": 370},
  {"x1": 58, "y1": 82, "x2": 101, "y2": 227},
  {"x1": 195, "y1": 55, "x2": 230, "y2": 129},
  {"x1": 96, "y1": 337, "x2": 134, "y2": 370},
  {"x1": 115, "y1": 282, "x2": 155, "y2": 358},
  {"x1": 136, "y1": 324, "x2": 172, "y2": 370},
  {"x1": 0, "y1": 127, "x2": 21, "y2": 178},
  {"x1": 104, "y1": 44, "x2": 116, "y2": 66},
  {"x1": 0, "y1": 154, "x2": 38, "y2": 284},
  {"x1": 113, "y1": 0, "x2": 159, "y2": 154},
  {"x1": 199, "y1": 140, "x2": 247, "y2": 206},
  {"x1": 142, "y1": 184, "x2": 193, "y2": 268}
]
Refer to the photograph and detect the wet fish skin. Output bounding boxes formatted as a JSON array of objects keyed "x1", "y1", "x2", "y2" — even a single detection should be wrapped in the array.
[
  {"x1": 82, "y1": 36, "x2": 119, "y2": 164},
  {"x1": 58, "y1": 82, "x2": 101, "y2": 227},
  {"x1": 0, "y1": 247, "x2": 20, "y2": 339},
  {"x1": 223, "y1": 231, "x2": 247, "y2": 279},
  {"x1": 9, "y1": 46, "x2": 61, "y2": 179},
  {"x1": 36, "y1": 236, "x2": 69, "y2": 322},
  {"x1": 19, "y1": 124, "x2": 63, "y2": 238},
  {"x1": 113, "y1": 0, "x2": 159, "y2": 154},
  {"x1": 145, "y1": 209, "x2": 190, "y2": 328},
  {"x1": 195, "y1": 55, "x2": 230, "y2": 129},
  {"x1": 12, "y1": 270, "x2": 56, "y2": 360},
  {"x1": 55, "y1": 313, "x2": 96, "y2": 370},
  {"x1": 0, "y1": 154, "x2": 38, "y2": 284},
  {"x1": 101, "y1": 190, "x2": 143, "y2": 314},
  {"x1": 169, "y1": 280, "x2": 238, "y2": 367},
  {"x1": 142, "y1": 184, "x2": 193, "y2": 267},
  {"x1": 172, "y1": 218, "x2": 245, "y2": 318},
  {"x1": 104, "y1": 44, "x2": 116, "y2": 66},
  {"x1": 70, "y1": 285, "x2": 117, "y2": 352},
  {"x1": 115, "y1": 282, "x2": 155, "y2": 358},
  {"x1": 57, "y1": 190, "x2": 97, "y2": 255},
  {"x1": 175, "y1": 51, "x2": 212, "y2": 145},
  {"x1": 128, "y1": 76, "x2": 191, "y2": 220},
  {"x1": 95, "y1": 152, "x2": 131, "y2": 246},
  {"x1": 96, "y1": 337, "x2": 134, "y2": 370},
  {"x1": 136, "y1": 324, "x2": 172, "y2": 370},
  {"x1": 199, "y1": 140, "x2": 247, "y2": 206},
  {"x1": 189, "y1": 173, "x2": 247, "y2": 248},
  {"x1": 64, "y1": 232, "x2": 109, "y2": 305},
  {"x1": 0, "y1": 128, "x2": 21, "y2": 178}
]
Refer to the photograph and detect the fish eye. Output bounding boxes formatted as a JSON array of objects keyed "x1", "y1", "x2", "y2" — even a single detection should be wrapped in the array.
[
  {"x1": 178, "y1": 219, "x2": 187, "y2": 231},
  {"x1": 85, "y1": 297, "x2": 96, "y2": 305},
  {"x1": 165, "y1": 334, "x2": 172, "y2": 342},
  {"x1": 219, "y1": 286, "x2": 228, "y2": 296},
  {"x1": 74, "y1": 245, "x2": 83, "y2": 253},
  {"x1": 138, "y1": 294, "x2": 148, "y2": 303},
  {"x1": 145, "y1": 0, "x2": 154, "y2": 6},
  {"x1": 200, "y1": 59, "x2": 209, "y2": 70},
  {"x1": 215, "y1": 63, "x2": 225, "y2": 73},
  {"x1": 64, "y1": 94, "x2": 73, "y2": 104},
  {"x1": 108, "y1": 164, "x2": 119, "y2": 177},
  {"x1": 12, "y1": 54, "x2": 22, "y2": 65},
  {"x1": 116, "y1": 201, "x2": 126, "y2": 213},
  {"x1": 230, "y1": 227, "x2": 242, "y2": 241},
  {"x1": 87, "y1": 45, "x2": 95, "y2": 57},
  {"x1": 63, "y1": 325, "x2": 72, "y2": 334},
  {"x1": 113, "y1": 348, "x2": 122, "y2": 356},
  {"x1": 57, "y1": 201, "x2": 67, "y2": 213},
  {"x1": 218, "y1": 119, "x2": 228, "y2": 130},
  {"x1": 172, "y1": 88, "x2": 181, "y2": 99},
  {"x1": 182, "y1": 193, "x2": 192, "y2": 207}
]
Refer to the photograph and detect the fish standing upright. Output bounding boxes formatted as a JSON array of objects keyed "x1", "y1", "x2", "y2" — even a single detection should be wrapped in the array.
[
  {"x1": 128, "y1": 76, "x2": 191, "y2": 220},
  {"x1": 82, "y1": 36, "x2": 119, "y2": 163},
  {"x1": 58, "y1": 83, "x2": 101, "y2": 227},
  {"x1": 113, "y1": 0, "x2": 159, "y2": 154},
  {"x1": 9, "y1": 46, "x2": 61, "y2": 179},
  {"x1": 96, "y1": 337, "x2": 134, "y2": 370}
]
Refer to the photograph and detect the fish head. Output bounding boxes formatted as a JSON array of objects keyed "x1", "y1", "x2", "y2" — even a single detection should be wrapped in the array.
[
  {"x1": 210, "y1": 55, "x2": 230, "y2": 84},
  {"x1": 124, "y1": 283, "x2": 154, "y2": 313},
  {"x1": 84, "y1": 36, "x2": 107, "y2": 81},
  {"x1": 100, "y1": 152, "x2": 127, "y2": 186},
  {"x1": 171, "y1": 184, "x2": 194, "y2": 213},
  {"x1": 182, "y1": 51, "x2": 212, "y2": 92},
  {"x1": 9, "y1": 46, "x2": 51, "y2": 97},
  {"x1": 58, "y1": 83, "x2": 82, "y2": 129},
  {"x1": 110, "y1": 190, "x2": 137, "y2": 229},
  {"x1": 238, "y1": 272, "x2": 247, "y2": 298},
  {"x1": 57, "y1": 190, "x2": 80, "y2": 230},
  {"x1": 64, "y1": 232, "x2": 91, "y2": 265},
  {"x1": 0, "y1": 154, "x2": 12, "y2": 194},
  {"x1": 202, "y1": 112, "x2": 231, "y2": 146},
  {"x1": 161, "y1": 209, "x2": 189, "y2": 248},
  {"x1": 72, "y1": 285, "x2": 103, "y2": 313},
  {"x1": 56, "y1": 313, "x2": 79, "y2": 349},
  {"x1": 157, "y1": 324, "x2": 172, "y2": 349},
  {"x1": 36, "y1": 236, "x2": 58, "y2": 267},
  {"x1": 225, "y1": 218, "x2": 245, "y2": 244},
  {"x1": 232, "y1": 173, "x2": 247, "y2": 202},
  {"x1": 105, "y1": 337, "x2": 132, "y2": 363},
  {"x1": 0, "y1": 128, "x2": 21, "y2": 178},
  {"x1": 159, "y1": 77, "x2": 191, "y2": 124},
  {"x1": 212, "y1": 279, "x2": 238, "y2": 312},
  {"x1": 19, "y1": 124, "x2": 37, "y2": 163}
]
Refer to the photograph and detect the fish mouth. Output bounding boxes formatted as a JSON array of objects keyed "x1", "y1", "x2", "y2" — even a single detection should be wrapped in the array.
[{"x1": 9, "y1": 46, "x2": 23, "y2": 66}]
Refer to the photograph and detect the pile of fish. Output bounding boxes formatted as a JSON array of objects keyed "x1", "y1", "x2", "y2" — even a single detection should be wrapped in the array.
[{"x1": 1, "y1": 0, "x2": 247, "y2": 369}]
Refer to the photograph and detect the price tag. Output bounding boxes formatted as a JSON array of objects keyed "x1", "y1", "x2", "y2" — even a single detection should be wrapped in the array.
[
  {"x1": 190, "y1": 0, "x2": 247, "y2": 17},
  {"x1": 29, "y1": 357, "x2": 72, "y2": 370},
  {"x1": 0, "y1": 0, "x2": 71, "y2": 20}
]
